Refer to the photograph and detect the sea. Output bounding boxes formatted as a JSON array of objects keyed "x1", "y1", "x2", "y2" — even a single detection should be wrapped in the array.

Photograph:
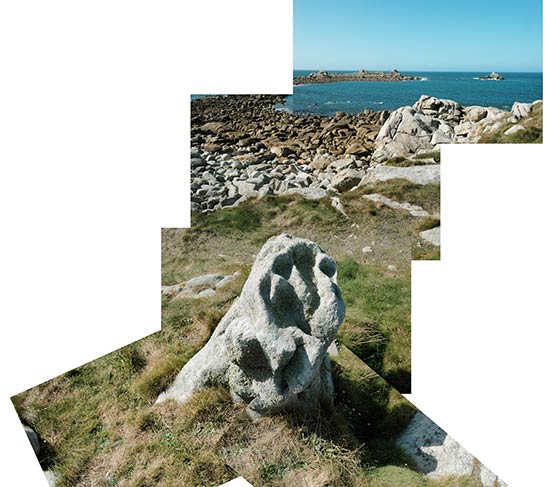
[{"x1": 280, "y1": 70, "x2": 543, "y2": 116}]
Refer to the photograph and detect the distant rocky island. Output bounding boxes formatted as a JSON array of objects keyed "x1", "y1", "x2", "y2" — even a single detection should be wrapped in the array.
[
  {"x1": 294, "y1": 69, "x2": 422, "y2": 85},
  {"x1": 478, "y1": 71, "x2": 505, "y2": 80}
]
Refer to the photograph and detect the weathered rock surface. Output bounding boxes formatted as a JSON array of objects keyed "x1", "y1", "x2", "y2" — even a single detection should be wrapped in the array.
[
  {"x1": 504, "y1": 124, "x2": 525, "y2": 136},
  {"x1": 371, "y1": 96, "x2": 540, "y2": 164},
  {"x1": 372, "y1": 106, "x2": 454, "y2": 163},
  {"x1": 363, "y1": 193, "x2": 431, "y2": 217},
  {"x1": 157, "y1": 234, "x2": 346, "y2": 418},
  {"x1": 419, "y1": 227, "x2": 441, "y2": 246},
  {"x1": 413, "y1": 95, "x2": 464, "y2": 124},
  {"x1": 44, "y1": 470, "x2": 58, "y2": 487},
  {"x1": 162, "y1": 271, "x2": 240, "y2": 300},
  {"x1": 397, "y1": 411, "x2": 507, "y2": 486},
  {"x1": 511, "y1": 101, "x2": 532, "y2": 119},
  {"x1": 362, "y1": 165, "x2": 440, "y2": 186}
]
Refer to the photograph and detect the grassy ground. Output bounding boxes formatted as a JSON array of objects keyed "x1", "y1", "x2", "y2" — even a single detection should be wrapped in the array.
[
  {"x1": 12, "y1": 324, "x2": 481, "y2": 487},
  {"x1": 12, "y1": 185, "x2": 446, "y2": 486},
  {"x1": 162, "y1": 186, "x2": 442, "y2": 392}
]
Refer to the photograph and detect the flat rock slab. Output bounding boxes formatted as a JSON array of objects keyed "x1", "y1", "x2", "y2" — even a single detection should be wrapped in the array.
[
  {"x1": 419, "y1": 227, "x2": 440, "y2": 246},
  {"x1": 162, "y1": 272, "x2": 240, "y2": 299},
  {"x1": 363, "y1": 165, "x2": 440, "y2": 186},
  {"x1": 363, "y1": 193, "x2": 430, "y2": 217},
  {"x1": 284, "y1": 187, "x2": 328, "y2": 200},
  {"x1": 397, "y1": 411, "x2": 506, "y2": 486}
]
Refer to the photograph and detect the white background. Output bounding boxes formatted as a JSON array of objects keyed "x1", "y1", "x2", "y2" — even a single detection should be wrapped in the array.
[{"x1": 0, "y1": 1, "x2": 546, "y2": 485}]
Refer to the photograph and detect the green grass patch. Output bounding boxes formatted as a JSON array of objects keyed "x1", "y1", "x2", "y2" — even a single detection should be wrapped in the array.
[{"x1": 337, "y1": 259, "x2": 411, "y2": 392}]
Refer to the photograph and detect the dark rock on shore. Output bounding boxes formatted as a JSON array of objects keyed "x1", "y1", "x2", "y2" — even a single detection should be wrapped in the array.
[
  {"x1": 294, "y1": 69, "x2": 422, "y2": 85},
  {"x1": 191, "y1": 95, "x2": 382, "y2": 165},
  {"x1": 479, "y1": 71, "x2": 505, "y2": 80}
]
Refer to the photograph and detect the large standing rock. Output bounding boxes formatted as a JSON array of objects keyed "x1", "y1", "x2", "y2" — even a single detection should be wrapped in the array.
[{"x1": 157, "y1": 234, "x2": 346, "y2": 418}]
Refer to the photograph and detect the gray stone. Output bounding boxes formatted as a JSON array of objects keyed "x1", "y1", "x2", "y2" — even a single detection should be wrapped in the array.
[
  {"x1": 186, "y1": 274, "x2": 225, "y2": 292},
  {"x1": 310, "y1": 153, "x2": 335, "y2": 171},
  {"x1": 328, "y1": 168, "x2": 365, "y2": 192},
  {"x1": 397, "y1": 412, "x2": 506, "y2": 486},
  {"x1": 220, "y1": 196, "x2": 241, "y2": 207},
  {"x1": 372, "y1": 106, "x2": 454, "y2": 163},
  {"x1": 197, "y1": 289, "x2": 216, "y2": 299},
  {"x1": 215, "y1": 272, "x2": 240, "y2": 289},
  {"x1": 44, "y1": 470, "x2": 57, "y2": 487},
  {"x1": 363, "y1": 165, "x2": 440, "y2": 186},
  {"x1": 157, "y1": 234, "x2": 346, "y2": 418},
  {"x1": 284, "y1": 187, "x2": 328, "y2": 200},
  {"x1": 464, "y1": 106, "x2": 488, "y2": 123},
  {"x1": 234, "y1": 180, "x2": 259, "y2": 198},
  {"x1": 454, "y1": 121, "x2": 474, "y2": 137},
  {"x1": 504, "y1": 124, "x2": 526, "y2": 136},
  {"x1": 328, "y1": 157, "x2": 356, "y2": 172},
  {"x1": 331, "y1": 197, "x2": 348, "y2": 218},
  {"x1": 161, "y1": 283, "x2": 185, "y2": 297},
  {"x1": 420, "y1": 227, "x2": 440, "y2": 246},
  {"x1": 413, "y1": 95, "x2": 464, "y2": 124},
  {"x1": 191, "y1": 157, "x2": 206, "y2": 169},
  {"x1": 363, "y1": 193, "x2": 430, "y2": 217},
  {"x1": 511, "y1": 102, "x2": 532, "y2": 119}
]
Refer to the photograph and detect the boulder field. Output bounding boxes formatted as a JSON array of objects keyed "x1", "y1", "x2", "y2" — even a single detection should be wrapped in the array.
[{"x1": 190, "y1": 95, "x2": 540, "y2": 213}]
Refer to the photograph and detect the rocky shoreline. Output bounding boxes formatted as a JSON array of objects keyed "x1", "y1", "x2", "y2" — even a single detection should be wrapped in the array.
[
  {"x1": 190, "y1": 94, "x2": 541, "y2": 213},
  {"x1": 294, "y1": 69, "x2": 422, "y2": 85}
]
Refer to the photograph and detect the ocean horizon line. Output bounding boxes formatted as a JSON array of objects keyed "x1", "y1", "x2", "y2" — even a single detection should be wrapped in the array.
[{"x1": 295, "y1": 68, "x2": 543, "y2": 74}]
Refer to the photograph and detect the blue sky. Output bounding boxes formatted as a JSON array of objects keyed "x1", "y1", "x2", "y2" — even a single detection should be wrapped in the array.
[{"x1": 294, "y1": 0, "x2": 542, "y2": 72}]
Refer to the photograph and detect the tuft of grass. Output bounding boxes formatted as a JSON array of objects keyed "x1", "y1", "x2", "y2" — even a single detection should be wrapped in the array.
[
  {"x1": 338, "y1": 256, "x2": 360, "y2": 280},
  {"x1": 367, "y1": 465, "x2": 485, "y2": 486},
  {"x1": 193, "y1": 205, "x2": 263, "y2": 235},
  {"x1": 418, "y1": 217, "x2": 440, "y2": 232},
  {"x1": 413, "y1": 245, "x2": 441, "y2": 261}
]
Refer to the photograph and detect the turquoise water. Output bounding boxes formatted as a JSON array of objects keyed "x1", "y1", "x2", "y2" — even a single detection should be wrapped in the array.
[{"x1": 282, "y1": 71, "x2": 543, "y2": 115}]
